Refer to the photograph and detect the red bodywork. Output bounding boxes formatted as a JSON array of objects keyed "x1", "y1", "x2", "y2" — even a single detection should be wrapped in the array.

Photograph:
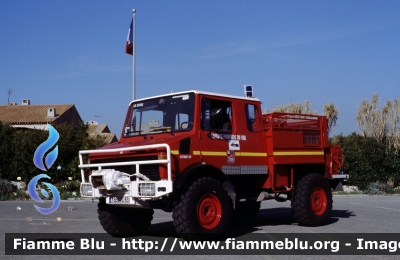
[{"x1": 87, "y1": 91, "x2": 343, "y2": 195}]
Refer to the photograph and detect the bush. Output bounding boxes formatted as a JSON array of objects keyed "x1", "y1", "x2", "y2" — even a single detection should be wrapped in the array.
[
  {"x1": 0, "y1": 178, "x2": 30, "y2": 200},
  {"x1": 0, "y1": 177, "x2": 82, "y2": 201},
  {"x1": 0, "y1": 178, "x2": 15, "y2": 195},
  {"x1": 363, "y1": 181, "x2": 389, "y2": 195},
  {"x1": 331, "y1": 133, "x2": 400, "y2": 190},
  {"x1": 57, "y1": 180, "x2": 81, "y2": 200},
  {"x1": 362, "y1": 181, "x2": 400, "y2": 195},
  {"x1": 24, "y1": 180, "x2": 81, "y2": 200}
]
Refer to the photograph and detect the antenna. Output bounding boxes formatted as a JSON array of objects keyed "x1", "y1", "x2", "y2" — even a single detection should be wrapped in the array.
[
  {"x1": 93, "y1": 115, "x2": 101, "y2": 122},
  {"x1": 7, "y1": 89, "x2": 15, "y2": 104}
]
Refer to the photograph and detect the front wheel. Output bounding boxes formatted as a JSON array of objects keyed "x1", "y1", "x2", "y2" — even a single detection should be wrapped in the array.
[
  {"x1": 291, "y1": 173, "x2": 332, "y2": 226},
  {"x1": 172, "y1": 177, "x2": 232, "y2": 240},
  {"x1": 98, "y1": 199, "x2": 154, "y2": 236}
]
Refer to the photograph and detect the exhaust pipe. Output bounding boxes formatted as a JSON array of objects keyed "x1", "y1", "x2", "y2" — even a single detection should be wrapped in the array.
[{"x1": 257, "y1": 192, "x2": 288, "y2": 202}]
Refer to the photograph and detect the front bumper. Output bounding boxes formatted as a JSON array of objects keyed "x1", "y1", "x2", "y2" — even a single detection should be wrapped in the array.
[{"x1": 78, "y1": 144, "x2": 173, "y2": 206}]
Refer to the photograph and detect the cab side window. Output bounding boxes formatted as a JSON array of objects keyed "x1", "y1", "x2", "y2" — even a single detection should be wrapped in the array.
[
  {"x1": 201, "y1": 97, "x2": 232, "y2": 132},
  {"x1": 245, "y1": 104, "x2": 261, "y2": 132}
]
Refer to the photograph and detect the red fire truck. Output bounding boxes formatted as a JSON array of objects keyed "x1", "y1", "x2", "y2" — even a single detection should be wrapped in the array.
[{"x1": 79, "y1": 89, "x2": 344, "y2": 240}]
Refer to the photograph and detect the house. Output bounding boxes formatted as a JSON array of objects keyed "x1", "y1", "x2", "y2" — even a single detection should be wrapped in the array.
[
  {"x1": 0, "y1": 99, "x2": 117, "y2": 144},
  {"x1": 86, "y1": 122, "x2": 118, "y2": 144},
  {"x1": 0, "y1": 100, "x2": 81, "y2": 130}
]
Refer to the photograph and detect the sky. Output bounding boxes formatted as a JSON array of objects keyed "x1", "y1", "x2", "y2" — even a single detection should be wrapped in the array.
[{"x1": 1, "y1": 0, "x2": 400, "y2": 137}]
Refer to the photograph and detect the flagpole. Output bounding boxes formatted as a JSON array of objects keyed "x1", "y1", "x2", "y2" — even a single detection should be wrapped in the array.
[{"x1": 132, "y1": 9, "x2": 136, "y2": 101}]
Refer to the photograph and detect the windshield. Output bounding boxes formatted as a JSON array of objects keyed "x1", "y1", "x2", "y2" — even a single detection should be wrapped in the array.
[{"x1": 123, "y1": 93, "x2": 195, "y2": 137}]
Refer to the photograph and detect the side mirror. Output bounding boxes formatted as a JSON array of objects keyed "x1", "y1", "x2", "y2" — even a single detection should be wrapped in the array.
[
  {"x1": 210, "y1": 108, "x2": 222, "y2": 130},
  {"x1": 211, "y1": 108, "x2": 222, "y2": 116}
]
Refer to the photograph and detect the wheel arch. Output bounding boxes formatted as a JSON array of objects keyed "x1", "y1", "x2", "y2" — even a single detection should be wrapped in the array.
[
  {"x1": 174, "y1": 163, "x2": 236, "y2": 207},
  {"x1": 293, "y1": 164, "x2": 326, "y2": 184}
]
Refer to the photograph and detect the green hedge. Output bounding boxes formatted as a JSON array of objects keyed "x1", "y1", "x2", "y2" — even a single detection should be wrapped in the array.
[
  {"x1": 331, "y1": 133, "x2": 400, "y2": 190},
  {"x1": 0, "y1": 122, "x2": 107, "y2": 184}
]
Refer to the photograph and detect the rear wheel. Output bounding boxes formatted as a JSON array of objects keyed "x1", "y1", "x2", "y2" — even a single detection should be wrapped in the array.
[
  {"x1": 98, "y1": 199, "x2": 154, "y2": 236},
  {"x1": 291, "y1": 173, "x2": 332, "y2": 226},
  {"x1": 172, "y1": 177, "x2": 232, "y2": 240}
]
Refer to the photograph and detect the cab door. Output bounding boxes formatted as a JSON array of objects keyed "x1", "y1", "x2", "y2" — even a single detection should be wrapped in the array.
[
  {"x1": 198, "y1": 96, "x2": 241, "y2": 171},
  {"x1": 239, "y1": 103, "x2": 268, "y2": 167}
]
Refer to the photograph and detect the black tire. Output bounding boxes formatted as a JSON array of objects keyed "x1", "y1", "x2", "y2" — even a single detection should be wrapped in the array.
[
  {"x1": 291, "y1": 173, "x2": 332, "y2": 226},
  {"x1": 98, "y1": 199, "x2": 154, "y2": 236},
  {"x1": 233, "y1": 201, "x2": 261, "y2": 224},
  {"x1": 172, "y1": 177, "x2": 232, "y2": 240}
]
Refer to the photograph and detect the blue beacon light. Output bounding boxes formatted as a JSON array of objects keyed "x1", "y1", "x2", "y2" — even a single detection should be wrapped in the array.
[{"x1": 244, "y1": 85, "x2": 253, "y2": 97}]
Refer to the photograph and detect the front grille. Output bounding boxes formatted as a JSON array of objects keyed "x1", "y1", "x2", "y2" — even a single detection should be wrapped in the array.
[{"x1": 91, "y1": 156, "x2": 160, "y2": 181}]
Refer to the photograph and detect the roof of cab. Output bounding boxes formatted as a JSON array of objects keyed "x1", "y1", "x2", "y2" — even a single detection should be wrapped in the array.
[{"x1": 128, "y1": 90, "x2": 260, "y2": 106}]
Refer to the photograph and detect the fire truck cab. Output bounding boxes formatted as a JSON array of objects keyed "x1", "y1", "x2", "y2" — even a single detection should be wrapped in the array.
[{"x1": 79, "y1": 89, "x2": 344, "y2": 240}]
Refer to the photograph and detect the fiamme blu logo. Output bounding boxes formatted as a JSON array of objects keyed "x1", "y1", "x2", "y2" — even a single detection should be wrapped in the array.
[{"x1": 27, "y1": 124, "x2": 61, "y2": 215}]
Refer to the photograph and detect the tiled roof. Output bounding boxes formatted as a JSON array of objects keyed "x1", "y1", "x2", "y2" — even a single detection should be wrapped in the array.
[
  {"x1": 86, "y1": 124, "x2": 109, "y2": 135},
  {"x1": 0, "y1": 103, "x2": 117, "y2": 144},
  {"x1": 87, "y1": 124, "x2": 117, "y2": 144},
  {"x1": 89, "y1": 133, "x2": 118, "y2": 144},
  {"x1": 0, "y1": 104, "x2": 75, "y2": 124}
]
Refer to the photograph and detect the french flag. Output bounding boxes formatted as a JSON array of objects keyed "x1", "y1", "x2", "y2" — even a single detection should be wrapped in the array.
[{"x1": 125, "y1": 20, "x2": 133, "y2": 55}]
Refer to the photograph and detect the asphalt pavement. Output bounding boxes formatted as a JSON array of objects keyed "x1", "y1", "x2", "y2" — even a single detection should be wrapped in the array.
[{"x1": 1, "y1": 195, "x2": 400, "y2": 260}]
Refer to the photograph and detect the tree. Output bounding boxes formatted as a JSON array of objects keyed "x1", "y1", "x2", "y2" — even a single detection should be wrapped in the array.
[
  {"x1": 264, "y1": 100, "x2": 339, "y2": 133},
  {"x1": 356, "y1": 94, "x2": 400, "y2": 150},
  {"x1": 264, "y1": 100, "x2": 317, "y2": 115},
  {"x1": 323, "y1": 102, "x2": 338, "y2": 133},
  {"x1": 0, "y1": 122, "x2": 108, "y2": 183}
]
